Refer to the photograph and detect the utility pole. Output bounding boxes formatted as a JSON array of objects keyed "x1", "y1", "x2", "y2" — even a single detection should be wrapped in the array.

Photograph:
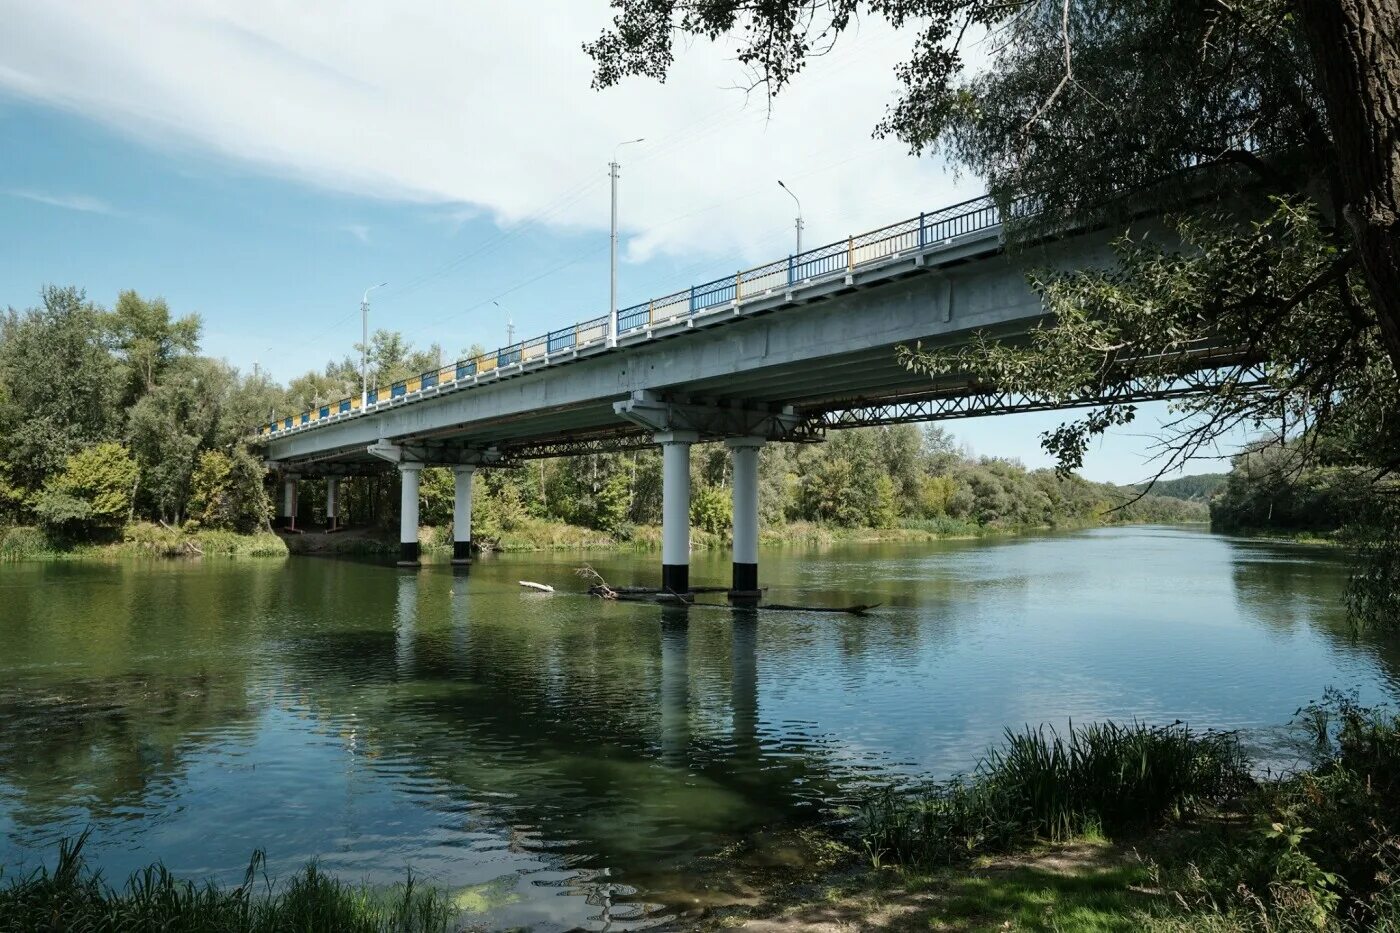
[
  {"x1": 778, "y1": 180, "x2": 803, "y2": 255},
  {"x1": 610, "y1": 138, "x2": 644, "y2": 347},
  {"x1": 361, "y1": 282, "x2": 386, "y2": 408}
]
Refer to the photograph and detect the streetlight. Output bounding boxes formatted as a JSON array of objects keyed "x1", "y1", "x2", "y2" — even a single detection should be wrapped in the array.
[
  {"x1": 492, "y1": 300, "x2": 515, "y2": 346},
  {"x1": 609, "y1": 137, "x2": 645, "y2": 347},
  {"x1": 778, "y1": 180, "x2": 803, "y2": 255},
  {"x1": 361, "y1": 282, "x2": 387, "y2": 408}
]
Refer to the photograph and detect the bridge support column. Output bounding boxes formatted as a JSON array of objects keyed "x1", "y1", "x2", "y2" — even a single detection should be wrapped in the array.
[
  {"x1": 397, "y1": 463, "x2": 422, "y2": 568},
  {"x1": 726, "y1": 436, "x2": 764, "y2": 598},
  {"x1": 451, "y1": 465, "x2": 474, "y2": 564},
  {"x1": 658, "y1": 430, "x2": 698, "y2": 594},
  {"x1": 325, "y1": 477, "x2": 340, "y2": 531},
  {"x1": 280, "y1": 473, "x2": 299, "y2": 530}
]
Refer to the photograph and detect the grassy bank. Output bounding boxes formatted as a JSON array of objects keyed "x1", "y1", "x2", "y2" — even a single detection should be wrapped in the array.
[
  {"x1": 277, "y1": 515, "x2": 1198, "y2": 558},
  {"x1": 706, "y1": 696, "x2": 1400, "y2": 931},
  {"x1": 0, "y1": 523, "x2": 288, "y2": 561}
]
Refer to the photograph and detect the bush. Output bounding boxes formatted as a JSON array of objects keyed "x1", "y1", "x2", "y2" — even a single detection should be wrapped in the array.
[
  {"x1": 0, "y1": 526, "x2": 53, "y2": 560},
  {"x1": 32, "y1": 442, "x2": 138, "y2": 541},
  {"x1": 1148, "y1": 694, "x2": 1400, "y2": 931}
]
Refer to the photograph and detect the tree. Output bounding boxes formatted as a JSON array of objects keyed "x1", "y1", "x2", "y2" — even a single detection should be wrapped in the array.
[
  {"x1": 587, "y1": 0, "x2": 1400, "y2": 380},
  {"x1": 0, "y1": 287, "x2": 123, "y2": 500},
  {"x1": 126, "y1": 357, "x2": 231, "y2": 523},
  {"x1": 33, "y1": 442, "x2": 138, "y2": 540},
  {"x1": 187, "y1": 448, "x2": 273, "y2": 534},
  {"x1": 107, "y1": 290, "x2": 200, "y2": 401}
]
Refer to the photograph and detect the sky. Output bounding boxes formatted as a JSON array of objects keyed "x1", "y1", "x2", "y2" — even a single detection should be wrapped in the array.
[{"x1": 0, "y1": 0, "x2": 1246, "y2": 484}]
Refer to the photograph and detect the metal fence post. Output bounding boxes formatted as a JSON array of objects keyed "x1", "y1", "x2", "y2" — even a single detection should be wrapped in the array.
[
  {"x1": 918, "y1": 212, "x2": 926, "y2": 249},
  {"x1": 689, "y1": 284, "x2": 696, "y2": 314},
  {"x1": 787, "y1": 254, "x2": 795, "y2": 286}
]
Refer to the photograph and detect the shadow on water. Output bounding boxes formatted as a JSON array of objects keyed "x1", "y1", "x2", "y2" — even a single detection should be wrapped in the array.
[{"x1": 1, "y1": 527, "x2": 1397, "y2": 929}]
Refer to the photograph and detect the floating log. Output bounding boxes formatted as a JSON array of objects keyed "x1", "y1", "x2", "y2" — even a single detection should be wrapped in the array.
[
  {"x1": 761, "y1": 603, "x2": 880, "y2": 615},
  {"x1": 519, "y1": 581, "x2": 554, "y2": 592}
]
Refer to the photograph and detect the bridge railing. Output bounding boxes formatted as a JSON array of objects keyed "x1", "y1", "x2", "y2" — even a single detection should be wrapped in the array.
[{"x1": 258, "y1": 193, "x2": 1009, "y2": 438}]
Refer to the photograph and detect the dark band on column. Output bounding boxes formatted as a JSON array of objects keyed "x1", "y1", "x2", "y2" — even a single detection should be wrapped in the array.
[
  {"x1": 661, "y1": 564, "x2": 689, "y2": 594},
  {"x1": 452, "y1": 540, "x2": 472, "y2": 562},
  {"x1": 398, "y1": 542, "x2": 421, "y2": 566},
  {"x1": 731, "y1": 562, "x2": 758, "y2": 593}
]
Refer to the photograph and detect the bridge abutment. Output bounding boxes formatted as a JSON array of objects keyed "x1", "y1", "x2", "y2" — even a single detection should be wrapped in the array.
[
  {"x1": 452, "y1": 465, "x2": 475, "y2": 564},
  {"x1": 397, "y1": 463, "x2": 422, "y2": 567},
  {"x1": 726, "y1": 436, "x2": 764, "y2": 599}
]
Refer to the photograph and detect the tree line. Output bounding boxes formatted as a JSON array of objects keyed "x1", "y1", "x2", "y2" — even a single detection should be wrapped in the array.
[{"x1": 0, "y1": 285, "x2": 1205, "y2": 551}]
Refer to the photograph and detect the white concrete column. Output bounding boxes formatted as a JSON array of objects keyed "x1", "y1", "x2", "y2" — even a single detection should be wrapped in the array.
[
  {"x1": 325, "y1": 477, "x2": 339, "y2": 531},
  {"x1": 657, "y1": 431, "x2": 698, "y2": 593},
  {"x1": 398, "y1": 463, "x2": 423, "y2": 567},
  {"x1": 451, "y1": 465, "x2": 475, "y2": 564},
  {"x1": 726, "y1": 437, "x2": 764, "y2": 595},
  {"x1": 281, "y1": 474, "x2": 299, "y2": 530}
]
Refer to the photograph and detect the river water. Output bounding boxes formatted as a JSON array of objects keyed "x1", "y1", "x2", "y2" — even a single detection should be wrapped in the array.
[{"x1": 1, "y1": 526, "x2": 1396, "y2": 929}]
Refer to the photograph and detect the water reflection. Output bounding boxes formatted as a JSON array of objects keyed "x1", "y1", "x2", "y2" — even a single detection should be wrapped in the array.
[{"x1": 0, "y1": 527, "x2": 1396, "y2": 930}]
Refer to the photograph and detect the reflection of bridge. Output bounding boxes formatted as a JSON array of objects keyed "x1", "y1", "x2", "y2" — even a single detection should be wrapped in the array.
[{"x1": 255, "y1": 196, "x2": 1251, "y2": 591}]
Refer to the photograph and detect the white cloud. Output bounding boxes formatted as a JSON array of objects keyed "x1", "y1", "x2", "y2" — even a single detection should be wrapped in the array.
[
  {"x1": 341, "y1": 223, "x2": 371, "y2": 244},
  {"x1": 5, "y1": 187, "x2": 113, "y2": 214},
  {"x1": 0, "y1": 1, "x2": 983, "y2": 264}
]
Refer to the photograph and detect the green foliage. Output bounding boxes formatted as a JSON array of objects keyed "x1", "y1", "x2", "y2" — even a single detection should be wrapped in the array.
[
  {"x1": 1136, "y1": 474, "x2": 1227, "y2": 504},
  {"x1": 106, "y1": 289, "x2": 200, "y2": 401},
  {"x1": 0, "y1": 527, "x2": 53, "y2": 561},
  {"x1": 33, "y1": 443, "x2": 138, "y2": 540},
  {"x1": 859, "y1": 721, "x2": 1251, "y2": 867},
  {"x1": 0, "y1": 833, "x2": 452, "y2": 932},
  {"x1": 186, "y1": 448, "x2": 272, "y2": 534},
  {"x1": 0, "y1": 287, "x2": 123, "y2": 496},
  {"x1": 690, "y1": 485, "x2": 732, "y2": 535},
  {"x1": 1146, "y1": 694, "x2": 1400, "y2": 932}
]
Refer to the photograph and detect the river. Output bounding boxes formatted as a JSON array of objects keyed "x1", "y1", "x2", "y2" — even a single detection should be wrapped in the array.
[{"x1": 1, "y1": 526, "x2": 1396, "y2": 929}]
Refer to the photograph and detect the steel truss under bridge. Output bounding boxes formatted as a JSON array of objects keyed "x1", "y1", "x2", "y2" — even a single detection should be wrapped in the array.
[{"x1": 810, "y1": 365, "x2": 1270, "y2": 431}]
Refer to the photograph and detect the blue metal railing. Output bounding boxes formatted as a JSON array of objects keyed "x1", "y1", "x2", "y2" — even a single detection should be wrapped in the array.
[{"x1": 258, "y1": 193, "x2": 1009, "y2": 437}]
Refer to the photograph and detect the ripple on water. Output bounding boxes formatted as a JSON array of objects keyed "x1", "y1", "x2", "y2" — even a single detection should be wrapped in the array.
[{"x1": 0, "y1": 529, "x2": 1394, "y2": 929}]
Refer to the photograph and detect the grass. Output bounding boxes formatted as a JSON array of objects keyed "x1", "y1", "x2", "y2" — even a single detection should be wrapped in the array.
[
  {"x1": 921, "y1": 859, "x2": 1154, "y2": 932},
  {"x1": 0, "y1": 833, "x2": 451, "y2": 933}
]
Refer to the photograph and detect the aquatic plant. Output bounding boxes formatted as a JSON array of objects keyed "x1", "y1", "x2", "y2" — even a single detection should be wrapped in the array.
[
  {"x1": 859, "y1": 720, "x2": 1252, "y2": 866},
  {"x1": 0, "y1": 832, "x2": 453, "y2": 932}
]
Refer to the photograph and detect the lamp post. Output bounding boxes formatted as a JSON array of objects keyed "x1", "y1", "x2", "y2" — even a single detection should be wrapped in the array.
[
  {"x1": 361, "y1": 282, "x2": 386, "y2": 408},
  {"x1": 609, "y1": 138, "x2": 645, "y2": 347},
  {"x1": 492, "y1": 300, "x2": 515, "y2": 346},
  {"x1": 778, "y1": 180, "x2": 803, "y2": 256}
]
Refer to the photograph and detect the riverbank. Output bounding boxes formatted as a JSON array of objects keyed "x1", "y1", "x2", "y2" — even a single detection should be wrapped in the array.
[
  {"x1": 277, "y1": 515, "x2": 1205, "y2": 558},
  {"x1": 0, "y1": 522, "x2": 288, "y2": 560},
  {"x1": 2, "y1": 514, "x2": 1210, "y2": 562},
  {"x1": 692, "y1": 697, "x2": 1400, "y2": 932}
]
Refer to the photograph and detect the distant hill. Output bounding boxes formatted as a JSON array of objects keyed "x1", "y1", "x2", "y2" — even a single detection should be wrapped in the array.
[{"x1": 1133, "y1": 473, "x2": 1228, "y2": 503}]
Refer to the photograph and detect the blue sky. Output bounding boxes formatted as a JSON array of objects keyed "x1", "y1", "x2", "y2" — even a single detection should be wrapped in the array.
[{"x1": 0, "y1": 2, "x2": 1247, "y2": 484}]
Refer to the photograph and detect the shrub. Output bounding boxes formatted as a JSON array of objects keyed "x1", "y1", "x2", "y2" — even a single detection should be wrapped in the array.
[
  {"x1": 0, "y1": 526, "x2": 52, "y2": 560},
  {"x1": 32, "y1": 442, "x2": 138, "y2": 541}
]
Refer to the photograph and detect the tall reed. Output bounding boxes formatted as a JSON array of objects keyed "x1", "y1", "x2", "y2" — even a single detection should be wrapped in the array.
[
  {"x1": 0, "y1": 832, "x2": 453, "y2": 932},
  {"x1": 860, "y1": 720, "x2": 1252, "y2": 866}
]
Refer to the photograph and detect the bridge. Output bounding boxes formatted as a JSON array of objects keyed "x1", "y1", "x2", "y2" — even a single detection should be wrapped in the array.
[{"x1": 255, "y1": 194, "x2": 1251, "y2": 594}]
